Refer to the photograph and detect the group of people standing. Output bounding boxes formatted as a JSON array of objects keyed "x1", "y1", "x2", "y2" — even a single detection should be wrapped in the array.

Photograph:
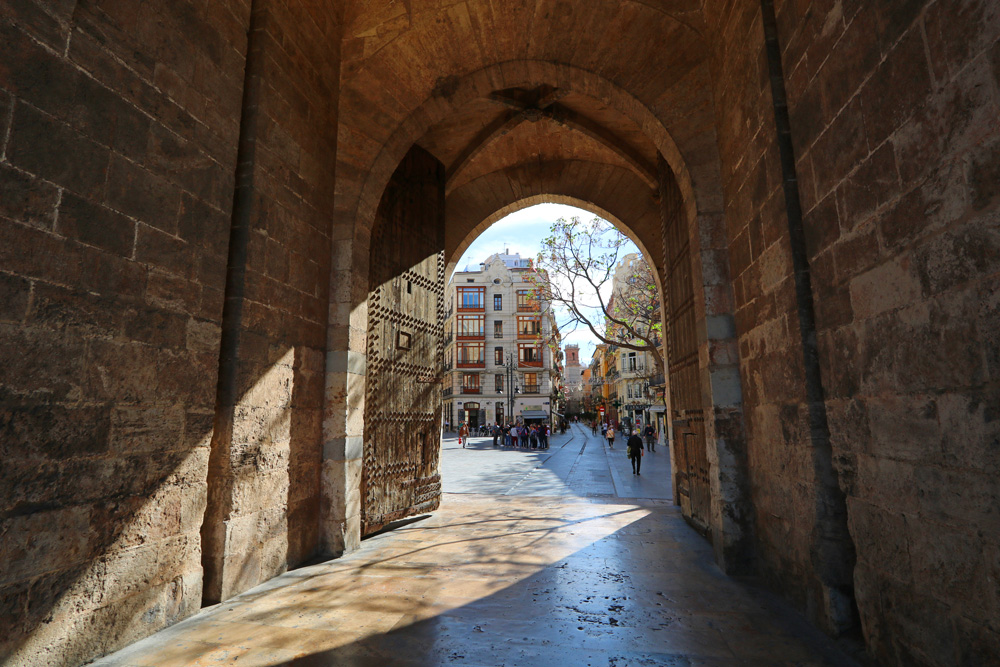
[
  {"x1": 493, "y1": 422, "x2": 550, "y2": 449},
  {"x1": 455, "y1": 422, "x2": 551, "y2": 449}
]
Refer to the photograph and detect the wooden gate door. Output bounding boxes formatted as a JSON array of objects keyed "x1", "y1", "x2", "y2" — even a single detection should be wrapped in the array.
[
  {"x1": 661, "y1": 161, "x2": 713, "y2": 536},
  {"x1": 362, "y1": 147, "x2": 446, "y2": 536}
]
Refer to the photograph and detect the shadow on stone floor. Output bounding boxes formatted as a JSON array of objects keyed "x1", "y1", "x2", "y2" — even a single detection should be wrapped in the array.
[
  {"x1": 94, "y1": 495, "x2": 862, "y2": 667},
  {"x1": 281, "y1": 508, "x2": 859, "y2": 666}
]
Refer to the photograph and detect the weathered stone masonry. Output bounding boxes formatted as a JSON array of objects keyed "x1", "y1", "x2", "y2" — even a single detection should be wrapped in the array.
[{"x1": 1, "y1": 1, "x2": 998, "y2": 666}]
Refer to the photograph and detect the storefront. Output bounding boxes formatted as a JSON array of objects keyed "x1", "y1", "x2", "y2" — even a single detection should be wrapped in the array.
[
  {"x1": 647, "y1": 404, "x2": 668, "y2": 447},
  {"x1": 520, "y1": 409, "x2": 548, "y2": 425},
  {"x1": 457, "y1": 402, "x2": 482, "y2": 429}
]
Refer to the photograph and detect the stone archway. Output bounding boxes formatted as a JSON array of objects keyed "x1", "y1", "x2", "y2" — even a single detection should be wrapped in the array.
[{"x1": 322, "y1": 76, "x2": 750, "y2": 581}]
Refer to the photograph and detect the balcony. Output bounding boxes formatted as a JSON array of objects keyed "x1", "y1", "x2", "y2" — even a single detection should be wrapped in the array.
[
  {"x1": 648, "y1": 373, "x2": 665, "y2": 387},
  {"x1": 458, "y1": 361, "x2": 485, "y2": 369},
  {"x1": 519, "y1": 359, "x2": 543, "y2": 368},
  {"x1": 621, "y1": 364, "x2": 646, "y2": 377},
  {"x1": 517, "y1": 330, "x2": 542, "y2": 340},
  {"x1": 605, "y1": 369, "x2": 620, "y2": 381},
  {"x1": 462, "y1": 386, "x2": 481, "y2": 394},
  {"x1": 522, "y1": 384, "x2": 541, "y2": 394},
  {"x1": 443, "y1": 387, "x2": 453, "y2": 397}
]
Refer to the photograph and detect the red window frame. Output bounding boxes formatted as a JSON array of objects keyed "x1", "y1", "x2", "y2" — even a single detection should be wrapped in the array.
[
  {"x1": 457, "y1": 314, "x2": 484, "y2": 339},
  {"x1": 457, "y1": 342, "x2": 485, "y2": 368},
  {"x1": 458, "y1": 286, "x2": 485, "y2": 312}
]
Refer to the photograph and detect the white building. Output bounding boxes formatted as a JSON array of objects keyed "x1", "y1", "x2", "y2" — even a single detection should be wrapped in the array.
[{"x1": 443, "y1": 253, "x2": 560, "y2": 429}]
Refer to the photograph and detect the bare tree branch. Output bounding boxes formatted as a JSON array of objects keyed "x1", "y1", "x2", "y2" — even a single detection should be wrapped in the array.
[{"x1": 529, "y1": 216, "x2": 664, "y2": 370}]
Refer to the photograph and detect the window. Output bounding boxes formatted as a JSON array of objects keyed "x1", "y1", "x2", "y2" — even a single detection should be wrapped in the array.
[
  {"x1": 625, "y1": 352, "x2": 638, "y2": 371},
  {"x1": 457, "y1": 286, "x2": 485, "y2": 310},
  {"x1": 517, "y1": 315, "x2": 541, "y2": 338},
  {"x1": 516, "y1": 289, "x2": 538, "y2": 312},
  {"x1": 495, "y1": 374, "x2": 504, "y2": 392},
  {"x1": 494, "y1": 294, "x2": 502, "y2": 310},
  {"x1": 496, "y1": 402, "x2": 504, "y2": 423},
  {"x1": 518, "y1": 343, "x2": 542, "y2": 366},
  {"x1": 457, "y1": 342, "x2": 485, "y2": 367},
  {"x1": 494, "y1": 346, "x2": 504, "y2": 365},
  {"x1": 494, "y1": 320, "x2": 503, "y2": 338},
  {"x1": 523, "y1": 372, "x2": 539, "y2": 394},
  {"x1": 462, "y1": 374, "x2": 480, "y2": 393},
  {"x1": 457, "y1": 314, "x2": 484, "y2": 338}
]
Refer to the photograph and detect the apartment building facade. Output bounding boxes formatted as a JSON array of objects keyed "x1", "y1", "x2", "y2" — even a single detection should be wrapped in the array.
[
  {"x1": 443, "y1": 253, "x2": 561, "y2": 429},
  {"x1": 589, "y1": 254, "x2": 669, "y2": 437}
]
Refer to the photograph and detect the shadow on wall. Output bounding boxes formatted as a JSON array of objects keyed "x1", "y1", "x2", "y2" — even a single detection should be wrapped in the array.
[{"x1": 3, "y1": 342, "x2": 322, "y2": 666}]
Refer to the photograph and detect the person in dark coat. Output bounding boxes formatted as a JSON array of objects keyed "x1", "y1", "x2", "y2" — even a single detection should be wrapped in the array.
[
  {"x1": 642, "y1": 423, "x2": 657, "y2": 452},
  {"x1": 627, "y1": 432, "x2": 644, "y2": 475}
]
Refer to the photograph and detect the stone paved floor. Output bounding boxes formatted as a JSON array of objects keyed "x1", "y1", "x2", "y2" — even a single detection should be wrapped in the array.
[
  {"x1": 94, "y1": 425, "x2": 859, "y2": 666},
  {"x1": 441, "y1": 423, "x2": 673, "y2": 499}
]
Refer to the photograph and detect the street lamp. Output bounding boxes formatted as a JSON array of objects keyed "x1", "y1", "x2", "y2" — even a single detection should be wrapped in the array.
[{"x1": 502, "y1": 352, "x2": 520, "y2": 424}]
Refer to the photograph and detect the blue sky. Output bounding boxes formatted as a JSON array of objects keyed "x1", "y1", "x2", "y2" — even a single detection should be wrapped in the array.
[{"x1": 453, "y1": 203, "x2": 640, "y2": 366}]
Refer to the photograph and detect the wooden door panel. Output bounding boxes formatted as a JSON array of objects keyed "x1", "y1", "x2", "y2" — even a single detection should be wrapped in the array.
[
  {"x1": 362, "y1": 147, "x2": 445, "y2": 535},
  {"x1": 661, "y1": 165, "x2": 713, "y2": 537}
]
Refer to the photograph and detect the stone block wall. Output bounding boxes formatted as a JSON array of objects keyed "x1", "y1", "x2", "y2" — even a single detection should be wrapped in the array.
[
  {"x1": 705, "y1": 0, "x2": 853, "y2": 632},
  {"x1": 707, "y1": 0, "x2": 1000, "y2": 661},
  {"x1": 0, "y1": 1, "x2": 248, "y2": 663},
  {"x1": 776, "y1": 0, "x2": 1000, "y2": 662},
  {"x1": 201, "y1": 0, "x2": 342, "y2": 604}
]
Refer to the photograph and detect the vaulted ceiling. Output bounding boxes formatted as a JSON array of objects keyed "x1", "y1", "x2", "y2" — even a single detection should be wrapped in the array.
[{"x1": 334, "y1": 0, "x2": 721, "y2": 267}]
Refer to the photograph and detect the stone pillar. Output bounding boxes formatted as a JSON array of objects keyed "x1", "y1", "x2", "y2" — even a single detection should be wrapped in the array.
[
  {"x1": 320, "y1": 199, "x2": 372, "y2": 557},
  {"x1": 201, "y1": 0, "x2": 342, "y2": 603}
]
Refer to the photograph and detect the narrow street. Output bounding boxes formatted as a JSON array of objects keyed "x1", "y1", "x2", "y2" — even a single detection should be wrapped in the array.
[
  {"x1": 94, "y1": 425, "x2": 859, "y2": 666},
  {"x1": 442, "y1": 424, "x2": 673, "y2": 500}
]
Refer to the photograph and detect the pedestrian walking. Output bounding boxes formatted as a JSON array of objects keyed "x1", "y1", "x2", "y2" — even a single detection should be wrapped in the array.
[
  {"x1": 643, "y1": 423, "x2": 657, "y2": 452},
  {"x1": 606, "y1": 425, "x2": 615, "y2": 449},
  {"x1": 459, "y1": 423, "x2": 469, "y2": 448},
  {"x1": 627, "y1": 431, "x2": 644, "y2": 475}
]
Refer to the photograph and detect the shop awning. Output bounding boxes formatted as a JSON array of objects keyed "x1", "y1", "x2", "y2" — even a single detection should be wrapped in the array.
[
  {"x1": 520, "y1": 410, "x2": 549, "y2": 419},
  {"x1": 647, "y1": 405, "x2": 667, "y2": 413}
]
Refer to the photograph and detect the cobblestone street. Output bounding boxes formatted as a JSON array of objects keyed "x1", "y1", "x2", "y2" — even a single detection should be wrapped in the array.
[{"x1": 94, "y1": 426, "x2": 859, "y2": 666}]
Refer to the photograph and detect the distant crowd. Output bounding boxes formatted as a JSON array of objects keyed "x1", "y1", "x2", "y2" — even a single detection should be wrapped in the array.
[{"x1": 449, "y1": 422, "x2": 558, "y2": 449}]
